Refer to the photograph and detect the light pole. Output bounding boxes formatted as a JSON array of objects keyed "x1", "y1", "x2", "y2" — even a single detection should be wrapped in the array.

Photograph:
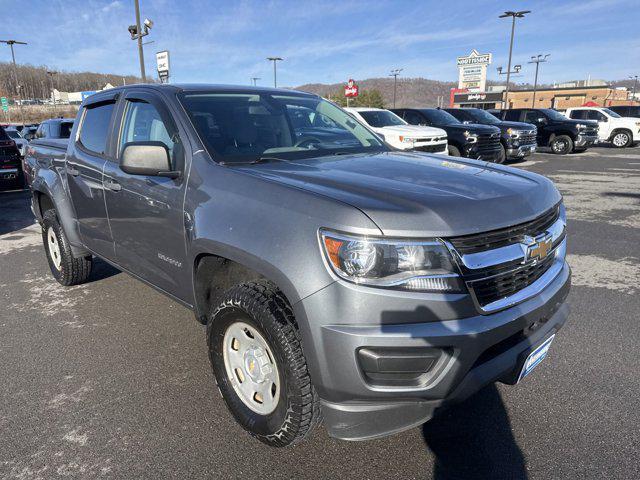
[
  {"x1": 128, "y1": 0, "x2": 153, "y2": 82},
  {"x1": 47, "y1": 71, "x2": 58, "y2": 112},
  {"x1": 498, "y1": 10, "x2": 530, "y2": 108},
  {"x1": 630, "y1": 75, "x2": 639, "y2": 101},
  {"x1": 528, "y1": 54, "x2": 549, "y2": 106},
  {"x1": 267, "y1": 57, "x2": 283, "y2": 87},
  {"x1": 389, "y1": 68, "x2": 403, "y2": 108},
  {"x1": 0, "y1": 39, "x2": 27, "y2": 124},
  {"x1": 251, "y1": 77, "x2": 261, "y2": 86}
]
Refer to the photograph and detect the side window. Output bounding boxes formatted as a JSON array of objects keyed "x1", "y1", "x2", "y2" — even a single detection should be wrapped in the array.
[
  {"x1": 404, "y1": 111, "x2": 424, "y2": 125},
  {"x1": 35, "y1": 124, "x2": 45, "y2": 138},
  {"x1": 569, "y1": 110, "x2": 586, "y2": 120},
  {"x1": 586, "y1": 110, "x2": 605, "y2": 121},
  {"x1": 119, "y1": 100, "x2": 175, "y2": 162},
  {"x1": 79, "y1": 102, "x2": 115, "y2": 154}
]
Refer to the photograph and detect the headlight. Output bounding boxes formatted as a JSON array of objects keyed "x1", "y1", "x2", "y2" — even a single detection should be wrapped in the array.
[
  {"x1": 575, "y1": 123, "x2": 589, "y2": 130},
  {"x1": 463, "y1": 131, "x2": 478, "y2": 143},
  {"x1": 506, "y1": 128, "x2": 520, "y2": 137},
  {"x1": 320, "y1": 230, "x2": 464, "y2": 292}
]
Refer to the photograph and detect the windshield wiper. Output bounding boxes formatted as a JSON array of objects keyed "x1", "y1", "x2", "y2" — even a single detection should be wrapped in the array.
[{"x1": 221, "y1": 156, "x2": 286, "y2": 166}]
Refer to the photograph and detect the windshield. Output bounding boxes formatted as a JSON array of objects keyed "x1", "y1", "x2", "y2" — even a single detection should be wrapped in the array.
[
  {"x1": 6, "y1": 131, "x2": 21, "y2": 139},
  {"x1": 358, "y1": 110, "x2": 406, "y2": 128},
  {"x1": 602, "y1": 108, "x2": 621, "y2": 118},
  {"x1": 59, "y1": 122, "x2": 74, "y2": 138},
  {"x1": 419, "y1": 109, "x2": 461, "y2": 125},
  {"x1": 465, "y1": 109, "x2": 500, "y2": 124},
  {"x1": 179, "y1": 92, "x2": 386, "y2": 163},
  {"x1": 540, "y1": 109, "x2": 568, "y2": 121}
]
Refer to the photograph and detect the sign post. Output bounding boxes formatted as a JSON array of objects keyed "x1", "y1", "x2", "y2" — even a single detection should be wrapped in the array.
[
  {"x1": 344, "y1": 78, "x2": 359, "y2": 107},
  {"x1": 456, "y1": 50, "x2": 492, "y2": 92},
  {"x1": 156, "y1": 50, "x2": 170, "y2": 83}
]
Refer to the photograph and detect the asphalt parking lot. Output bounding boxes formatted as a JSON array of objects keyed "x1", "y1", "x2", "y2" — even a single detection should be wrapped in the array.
[{"x1": 1, "y1": 146, "x2": 639, "y2": 479}]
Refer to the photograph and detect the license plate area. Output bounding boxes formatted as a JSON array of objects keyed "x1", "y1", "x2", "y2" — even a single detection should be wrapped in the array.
[{"x1": 518, "y1": 334, "x2": 555, "y2": 382}]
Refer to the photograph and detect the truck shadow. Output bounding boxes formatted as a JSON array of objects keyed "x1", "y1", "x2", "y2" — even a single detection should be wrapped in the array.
[
  {"x1": 0, "y1": 189, "x2": 35, "y2": 235},
  {"x1": 422, "y1": 384, "x2": 528, "y2": 480},
  {"x1": 87, "y1": 257, "x2": 121, "y2": 283}
]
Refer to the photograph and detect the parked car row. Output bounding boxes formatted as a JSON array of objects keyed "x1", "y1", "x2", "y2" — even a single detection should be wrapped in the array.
[{"x1": 0, "y1": 118, "x2": 75, "y2": 191}]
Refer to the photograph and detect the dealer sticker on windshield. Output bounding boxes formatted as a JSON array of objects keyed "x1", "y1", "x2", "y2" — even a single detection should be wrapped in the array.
[{"x1": 518, "y1": 334, "x2": 555, "y2": 382}]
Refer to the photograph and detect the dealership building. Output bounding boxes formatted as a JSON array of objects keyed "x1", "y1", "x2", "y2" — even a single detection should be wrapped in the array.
[{"x1": 452, "y1": 85, "x2": 634, "y2": 110}]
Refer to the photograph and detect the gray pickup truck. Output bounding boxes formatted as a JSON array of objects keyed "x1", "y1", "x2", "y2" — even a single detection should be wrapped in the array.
[{"x1": 27, "y1": 84, "x2": 571, "y2": 447}]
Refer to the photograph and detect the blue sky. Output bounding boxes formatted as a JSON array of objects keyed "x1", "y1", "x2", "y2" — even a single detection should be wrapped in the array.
[{"x1": 1, "y1": 0, "x2": 638, "y2": 87}]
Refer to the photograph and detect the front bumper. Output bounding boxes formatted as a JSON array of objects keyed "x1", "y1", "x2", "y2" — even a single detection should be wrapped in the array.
[
  {"x1": 575, "y1": 134, "x2": 597, "y2": 148},
  {"x1": 463, "y1": 143, "x2": 502, "y2": 162},
  {"x1": 294, "y1": 260, "x2": 571, "y2": 441},
  {"x1": 506, "y1": 143, "x2": 536, "y2": 158}
]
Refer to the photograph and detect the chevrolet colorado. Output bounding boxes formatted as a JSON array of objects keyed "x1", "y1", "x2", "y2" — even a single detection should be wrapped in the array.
[{"x1": 27, "y1": 84, "x2": 570, "y2": 447}]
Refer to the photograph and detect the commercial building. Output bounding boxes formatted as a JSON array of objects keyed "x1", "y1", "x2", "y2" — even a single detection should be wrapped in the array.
[{"x1": 452, "y1": 85, "x2": 636, "y2": 110}]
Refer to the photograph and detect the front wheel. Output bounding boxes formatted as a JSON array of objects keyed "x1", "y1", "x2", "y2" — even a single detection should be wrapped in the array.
[
  {"x1": 611, "y1": 131, "x2": 632, "y2": 148},
  {"x1": 447, "y1": 145, "x2": 461, "y2": 157},
  {"x1": 496, "y1": 145, "x2": 507, "y2": 164},
  {"x1": 42, "y1": 209, "x2": 92, "y2": 286},
  {"x1": 207, "y1": 281, "x2": 321, "y2": 447},
  {"x1": 550, "y1": 135, "x2": 573, "y2": 155}
]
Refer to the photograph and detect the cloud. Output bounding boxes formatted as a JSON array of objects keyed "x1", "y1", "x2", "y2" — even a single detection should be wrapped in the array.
[{"x1": 101, "y1": 0, "x2": 122, "y2": 13}]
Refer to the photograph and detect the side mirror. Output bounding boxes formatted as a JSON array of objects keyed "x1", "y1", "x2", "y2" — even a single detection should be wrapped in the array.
[{"x1": 120, "y1": 141, "x2": 179, "y2": 178}]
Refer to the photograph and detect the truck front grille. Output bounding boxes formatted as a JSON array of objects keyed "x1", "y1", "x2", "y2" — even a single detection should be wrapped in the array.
[
  {"x1": 518, "y1": 133, "x2": 537, "y2": 145},
  {"x1": 476, "y1": 133, "x2": 502, "y2": 153},
  {"x1": 449, "y1": 204, "x2": 560, "y2": 255},
  {"x1": 414, "y1": 144, "x2": 446, "y2": 153}
]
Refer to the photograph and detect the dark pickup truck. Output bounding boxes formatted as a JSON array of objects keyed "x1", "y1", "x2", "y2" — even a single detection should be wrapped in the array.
[
  {"x1": 392, "y1": 108, "x2": 504, "y2": 163},
  {"x1": 444, "y1": 107, "x2": 537, "y2": 160},
  {"x1": 490, "y1": 108, "x2": 598, "y2": 154},
  {"x1": 0, "y1": 125, "x2": 23, "y2": 190},
  {"x1": 27, "y1": 84, "x2": 570, "y2": 447}
]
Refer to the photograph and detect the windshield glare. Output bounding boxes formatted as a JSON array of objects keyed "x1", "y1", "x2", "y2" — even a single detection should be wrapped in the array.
[
  {"x1": 466, "y1": 109, "x2": 500, "y2": 124},
  {"x1": 358, "y1": 110, "x2": 406, "y2": 128},
  {"x1": 7, "y1": 131, "x2": 21, "y2": 139},
  {"x1": 179, "y1": 92, "x2": 386, "y2": 163},
  {"x1": 602, "y1": 108, "x2": 621, "y2": 118},
  {"x1": 421, "y1": 109, "x2": 461, "y2": 125}
]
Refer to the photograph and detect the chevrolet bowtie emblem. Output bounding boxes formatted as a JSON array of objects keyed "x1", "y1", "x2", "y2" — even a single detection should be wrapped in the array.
[{"x1": 524, "y1": 234, "x2": 553, "y2": 263}]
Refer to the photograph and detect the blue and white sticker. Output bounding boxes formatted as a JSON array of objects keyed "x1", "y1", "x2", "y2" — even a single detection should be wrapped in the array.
[{"x1": 519, "y1": 334, "x2": 555, "y2": 381}]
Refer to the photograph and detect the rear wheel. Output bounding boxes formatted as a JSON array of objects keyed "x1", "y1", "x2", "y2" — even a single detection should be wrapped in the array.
[
  {"x1": 42, "y1": 209, "x2": 92, "y2": 286},
  {"x1": 611, "y1": 130, "x2": 632, "y2": 148},
  {"x1": 207, "y1": 281, "x2": 321, "y2": 447},
  {"x1": 550, "y1": 135, "x2": 573, "y2": 155}
]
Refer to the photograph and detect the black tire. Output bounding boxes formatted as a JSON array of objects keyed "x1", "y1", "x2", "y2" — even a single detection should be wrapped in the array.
[
  {"x1": 448, "y1": 145, "x2": 461, "y2": 157},
  {"x1": 610, "y1": 130, "x2": 632, "y2": 148},
  {"x1": 496, "y1": 145, "x2": 507, "y2": 164},
  {"x1": 207, "y1": 281, "x2": 321, "y2": 447},
  {"x1": 42, "y1": 209, "x2": 92, "y2": 286},
  {"x1": 549, "y1": 135, "x2": 573, "y2": 155}
]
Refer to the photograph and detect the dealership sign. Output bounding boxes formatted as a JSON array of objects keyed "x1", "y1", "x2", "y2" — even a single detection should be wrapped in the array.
[
  {"x1": 454, "y1": 91, "x2": 503, "y2": 104},
  {"x1": 457, "y1": 50, "x2": 492, "y2": 92},
  {"x1": 156, "y1": 50, "x2": 170, "y2": 82},
  {"x1": 344, "y1": 79, "x2": 359, "y2": 97}
]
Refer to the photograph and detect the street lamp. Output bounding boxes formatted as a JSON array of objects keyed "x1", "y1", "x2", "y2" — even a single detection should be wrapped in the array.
[
  {"x1": 267, "y1": 57, "x2": 283, "y2": 87},
  {"x1": 0, "y1": 39, "x2": 27, "y2": 124},
  {"x1": 128, "y1": 0, "x2": 153, "y2": 82},
  {"x1": 46, "y1": 71, "x2": 58, "y2": 112},
  {"x1": 251, "y1": 77, "x2": 261, "y2": 86},
  {"x1": 498, "y1": 10, "x2": 530, "y2": 108},
  {"x1": 389, "y1": 68, "x2": 403, "y2": 108},
  {"x1": 528, "y1": 54, "x2": 550, "y2": 106},
  {"x1": 629, "y1": 75, "x2": 639, "y2": 101}
]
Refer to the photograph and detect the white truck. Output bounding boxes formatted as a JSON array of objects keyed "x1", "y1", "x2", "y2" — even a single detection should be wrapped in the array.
[
  {"x1": 345, "y1": 107, "x2": 448, "y2": 154},
  {"x1": 565, "y1": 107, "x2": 640, "y2": 148}
]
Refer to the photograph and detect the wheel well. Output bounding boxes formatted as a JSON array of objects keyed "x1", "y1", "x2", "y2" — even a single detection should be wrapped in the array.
[
  {"x1": 610, "y1": 128, "x2": 632, "y2": 139},
  {"x1": 36, "y1": 191, "x2": 55, "y2": 219},
  {"x1": 193, "y1": 254, "x2": 266, "y2": 324},
  {"x1": 548, "y1": 132, "x2": 575, "y2": 143}
]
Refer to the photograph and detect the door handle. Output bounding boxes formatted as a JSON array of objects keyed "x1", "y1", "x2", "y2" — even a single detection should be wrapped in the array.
[
  {"x1": 66, "y1": 164, "x2": 80, "y2": 176},
  {"x1": 104, "y1": 179, "x2": 122, "y2": 192}
]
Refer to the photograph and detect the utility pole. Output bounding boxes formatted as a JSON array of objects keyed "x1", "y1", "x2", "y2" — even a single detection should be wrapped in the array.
[
  {"x1": 128, "y1": 0, "x2": 153, "y2": 82},
  {"x1": 267, "y1": 57, "x2": 283, "y2": 87},
  {"x1": 528, "y1": 54, "x2": 549, "y2": 106},
  {"x1": 389, "y1": 68, "x2": 403, "y2": 108},
  {"x1": 498, "y1": 10, "x2": 530, "y2": 108},
  {"x1": 630, "y1": 75, "x2": 639, "y2": 102},
  {"x1": 251, "y1": 77, "x2": 261, "y2": 86},
  {"x1": 0, "y1": 39, "x2": 27, "y2": 124},
  {"x1": 47, "y1": 71, "x2": 58, "y2": 113}
]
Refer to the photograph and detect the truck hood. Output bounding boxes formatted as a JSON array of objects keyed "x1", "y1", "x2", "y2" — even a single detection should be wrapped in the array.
[
  {"x1": 441, "y1": 123, "x2": 501, "y2": 135},
  {"x1": 497, "y1": 121, "x2": 536, "y2": 131},
  {"x1": 374, "y1": 124, "x2": 447, "y2": 138},
  {"x1": 233, "y1": 151, "x2": 561, "y2": 237}
]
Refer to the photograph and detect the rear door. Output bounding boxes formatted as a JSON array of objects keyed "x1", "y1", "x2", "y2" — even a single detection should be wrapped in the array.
[
  {"x1": 102, "y1": 89, "x2": 191, "y2": 300},
  {"x1": 66, "y1": 94, "x2": 118, "y2": 258}
]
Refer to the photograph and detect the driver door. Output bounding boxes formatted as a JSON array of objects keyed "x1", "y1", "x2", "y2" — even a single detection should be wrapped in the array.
[{"x1": 102, "y1": 90, "x2": 191, "y2": 301}]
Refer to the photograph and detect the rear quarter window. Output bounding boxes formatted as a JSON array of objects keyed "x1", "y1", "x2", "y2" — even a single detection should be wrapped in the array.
[{"x1": 79, "y1": 102, "x2": 115, "y2": 154}]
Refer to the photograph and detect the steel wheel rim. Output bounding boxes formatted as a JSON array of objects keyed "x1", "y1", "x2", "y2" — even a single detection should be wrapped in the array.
[
  {"x1": 47, "y1": 227, "x2": 62, "y2": 271},
  {"x1": 223, "y1": 321, "x2": 280, "y2": 415},
  {"x1": 552, "y1": 139, "x2": 566, "y2": 153},
  {"x1": 613, "y1": 133, "x2": 628, "y2": 147}
]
